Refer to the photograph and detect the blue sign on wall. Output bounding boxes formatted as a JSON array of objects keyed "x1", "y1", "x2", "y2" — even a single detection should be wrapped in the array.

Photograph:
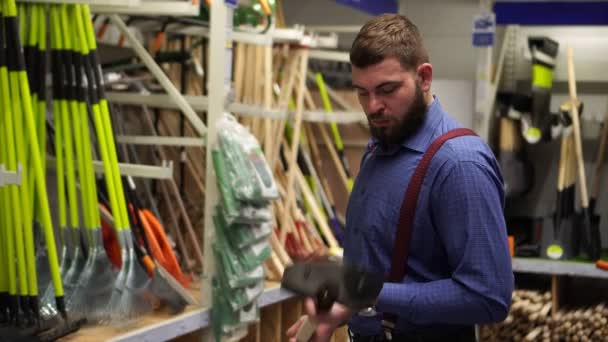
[
  {"x1": 494, "y1": 1, "x2": 608, "y2": 25},
  {"x1": 334, "y1": 0, "x2": 398, "y2": 15},
  {"x1": 472, "y1": 13, "x2": 495, "y2": 47},
  {"x1": 225, "y1": 0, "x2": 237, "y2": 8}
]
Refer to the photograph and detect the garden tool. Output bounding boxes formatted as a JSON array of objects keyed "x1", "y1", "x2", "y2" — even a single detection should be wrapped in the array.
[
  {"x1": 282, "y1": 261, "x2": 383, "y2": 342},
  {"x1": 522, "y1": 36, "x2": 559, "y2": 144},
  {"x1": 566, "y1": 47, "x2": 601, "y2": 261}
]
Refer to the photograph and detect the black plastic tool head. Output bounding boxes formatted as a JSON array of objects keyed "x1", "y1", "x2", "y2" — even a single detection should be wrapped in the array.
[
  {"x1": 281, "y1": 261, "x2": 383, "y2": 311},
  {"x1": 528, "y1": 36, "x2": 559, "y2": 58}
]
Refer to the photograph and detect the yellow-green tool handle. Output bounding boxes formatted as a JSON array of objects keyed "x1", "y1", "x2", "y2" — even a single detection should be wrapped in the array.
[
  {"x1": 0, "y1": 64, "x2": 10, "y2": 295},
  {"x1": 82, "y1": 4, "x2": 130, "y2": 232},
  {"x1": 6, "y1": 0, "x2": 63, "y2": 297},
  {"x1": 0, "y1": 60, "x2": 19, "y2": 297},
  {"x1": 315, "y1": 73, "x2": 354, "y2": 191},
  {"x1": 61, "y1": 4, "x2": 92, "y2": 232},
  {"x1": 9, "y1": 71, "x2": 31, "y2": 297},
  {"x1": 75, "y1": 4, "x2": 123, "y2": 233},
  {"x1": 54, "y1": 100, "x2": 67, "y2": 229},
  {"x1": 51, "y1": 5, "x2": 79, "y2": 231}
]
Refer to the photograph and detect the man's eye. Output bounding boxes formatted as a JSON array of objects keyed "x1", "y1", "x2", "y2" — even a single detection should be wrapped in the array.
[
  {"x1": 357, "y1": 91, "x2": 369, "y2": 97},
  {"x1": 380, "y1": 86, "x2": 397, "y2": 94}
]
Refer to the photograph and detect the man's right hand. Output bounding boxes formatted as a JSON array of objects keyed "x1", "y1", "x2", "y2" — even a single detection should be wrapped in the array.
[{"x1": 286, "y1": 298, "x2": 352, "y2": 342}]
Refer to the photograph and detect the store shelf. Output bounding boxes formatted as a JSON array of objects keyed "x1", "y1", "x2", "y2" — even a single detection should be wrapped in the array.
[
  {"x1": 258, "y1": 284, "x2": 297, "y2": 307},
  {"x1": 152, "y1": 24, "x2": 303, "y2": 46},
  {"x1": 106, "y1": 92, "x2": 366, "y2": 124},
  {"x1": 60, "y1": 282, "x2": 296, "y2": 341},
  {"x1": 512, "y1": 257, "x2": 608, "y2": 280},
  {"x1": 16, "y1": 0, "x2": 138, "y2": 5},
  {"x1": 115, "y1": 135, "x2": 205, "y2": 148},
  {"x1": 90, "y1": 1, "x2": 199, "y2": 16},
  {"x1": 47, "y1": 157, "x2": 174, "y2": 180},
  {"x1": 309, "y1": 49, "x2": 350, "y2": 63}
]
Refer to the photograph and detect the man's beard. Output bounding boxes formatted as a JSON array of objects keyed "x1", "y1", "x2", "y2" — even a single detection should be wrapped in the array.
[{"x1": 368, "y1": 84, "x2": 428, "y2": 146}]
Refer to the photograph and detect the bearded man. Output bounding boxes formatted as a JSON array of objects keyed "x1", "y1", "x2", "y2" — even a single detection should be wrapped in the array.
[{"x1": 287, "y1": 13, "x2": 513, "y2": 342}]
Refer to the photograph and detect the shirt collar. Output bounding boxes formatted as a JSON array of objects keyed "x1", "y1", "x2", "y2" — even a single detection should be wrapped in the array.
[{"x1": 367, "y1": 97, "x2": 445, "y2": 155}]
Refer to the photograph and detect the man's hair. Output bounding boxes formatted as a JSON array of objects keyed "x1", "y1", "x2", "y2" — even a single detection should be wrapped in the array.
[{"x1": 350, "y1": 14, "x2": 429, "y2": 70}]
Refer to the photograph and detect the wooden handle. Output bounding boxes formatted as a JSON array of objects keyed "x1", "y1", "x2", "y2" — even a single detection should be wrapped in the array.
[
  {"x1": 270, "y1": 230, "x2": 292, "y2": 266},
  {"x1": 303, "y1": 88, "x2": 351, "y2": 194},
  {"x1": 280, "y1": 49, "x2": 310, "y2": 245},
  {"x1": 269, "y1": 50, "x2": 300, "y2": 170},
  {"x1": 263, "y1": 45, "x2": 274, "y2": 161},
  {"x1": 305, "y1": 122, "x2": 339, "y2": 210},
  {"x1": 499, "y1": 117, "x2": 518, "y2": 152},
  {"x1": 557, "y1": 132, "x2": 568, "y2": 191},
  {"x1": 591, "y1": 112, "x2": 608, "y2": 200},
  {"x1": 295, "y1": 167, "x2": 339, "y2": 249},
  {"x1": 233, "y1": 42, "x2": 246, "y2": 103},
  {"x1": 566, "y1": 47, "x2": 589, "y2": 208},
  {"x1": 295, "y1": 316, "x2": 317, "y2": 342}
]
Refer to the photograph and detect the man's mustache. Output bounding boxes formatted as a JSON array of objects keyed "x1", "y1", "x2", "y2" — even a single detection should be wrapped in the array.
[{"x1": 367, "y1": 111, "x2": 386, "y2": 120}]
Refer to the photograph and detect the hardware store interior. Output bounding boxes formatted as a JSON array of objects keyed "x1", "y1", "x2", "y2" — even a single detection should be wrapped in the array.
[{"x1": 1, "y1": 0, "x2": 608, "y2": 341}]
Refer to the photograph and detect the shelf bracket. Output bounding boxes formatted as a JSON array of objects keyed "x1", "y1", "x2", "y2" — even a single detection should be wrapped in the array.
[
  {"x1": 115, "y1": 135, "x2": 205, "y2": 148},
  {"x1": 0, "y1": 164, "x2": 22, "y2": 187},
  {"x1": 48, "y1": 157, "x2": 174, "y2": 180}
]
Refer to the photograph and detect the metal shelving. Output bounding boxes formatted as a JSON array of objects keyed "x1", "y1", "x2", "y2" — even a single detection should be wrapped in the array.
[
  {"x1": 60, "y1": 284, "x2": 296, "y2": 342},
  {"x1": 91, "y1": 0, "x2": 199, "y2": 16},
  {"x1": 107, "y1": 92, "x2": 366, "y2": 124},
  {"x1": 512, "y1": 258, "x2": 608, "y2": 280},
  {"x1": 16, "y1": 0, "x2": 139, "y2": 5}
]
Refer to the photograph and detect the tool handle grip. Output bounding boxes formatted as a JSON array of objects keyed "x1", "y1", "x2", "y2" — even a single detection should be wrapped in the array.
[
  {"x1": 295, "y1": 316, "x2": 317, "y2": 342},
  {"x1": 596, "y1": 260, "x2": 608, "y2": 271}
]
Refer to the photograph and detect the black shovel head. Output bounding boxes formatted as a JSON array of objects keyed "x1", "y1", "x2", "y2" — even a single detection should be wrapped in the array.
[
  {"x1": 574, "y1": 209, "x2": 601, "y2": 261},
  {"x1": 281, "y1": 261, "x2": 383, "y2": 311}
]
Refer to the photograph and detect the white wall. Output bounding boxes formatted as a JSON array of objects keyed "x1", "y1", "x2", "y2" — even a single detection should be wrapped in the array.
[
  {"x1": 432, "y1": 80, "x2": 474, "y2": 128},
  {"x1": 282, "y1": 0, "x2": 373, "y2": 49},
  {"x1": 283, "y1": 0, "x2": 482, "y2": 81},
  {"x1": 400, "y1": 0, "x2": 480, "y2": 80}
]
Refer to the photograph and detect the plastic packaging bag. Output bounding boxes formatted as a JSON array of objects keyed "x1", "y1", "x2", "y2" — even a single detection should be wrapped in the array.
[{"x1": 216, "y1": 113, "x2": 278, "y2": 203}]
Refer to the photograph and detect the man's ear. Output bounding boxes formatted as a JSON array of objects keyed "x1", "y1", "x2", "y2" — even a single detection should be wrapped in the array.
[{"x1": 416, "y1": 63, "x2": 433, "y2": 92}]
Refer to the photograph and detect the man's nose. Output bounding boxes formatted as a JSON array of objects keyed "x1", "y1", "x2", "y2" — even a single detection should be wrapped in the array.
[{"x1": 367, "y1": 94, "x2": 384, "y2": 113}]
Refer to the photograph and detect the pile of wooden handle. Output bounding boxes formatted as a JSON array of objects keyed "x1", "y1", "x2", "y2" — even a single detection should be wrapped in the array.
[
  {"x1": 115, "y1": 33, "x2": 354, "y2": 283},
  {"x1": 480, "y1": 290, "x2": 608, "y2": 342}
]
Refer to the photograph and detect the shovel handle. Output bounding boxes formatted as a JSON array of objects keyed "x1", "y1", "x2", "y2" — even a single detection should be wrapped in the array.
[{"x1": 566, "y1": 47, "x2": 590, "y2": 208}]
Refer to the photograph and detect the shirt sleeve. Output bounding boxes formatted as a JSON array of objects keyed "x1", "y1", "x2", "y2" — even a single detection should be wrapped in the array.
[{"x1": 374, "y1": 160, "x2": 514, "y2": 325}]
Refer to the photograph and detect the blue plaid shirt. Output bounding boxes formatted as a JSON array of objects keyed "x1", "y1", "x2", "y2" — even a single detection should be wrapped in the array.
[{"x1": 344, "y1": 98, "x2": 514, "y2": 336}]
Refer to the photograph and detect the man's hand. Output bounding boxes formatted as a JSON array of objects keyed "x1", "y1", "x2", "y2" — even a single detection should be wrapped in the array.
[
  {"x1": 286, "y1": 297, "x2": 353, "y2": 342},
  {"x1": 295, "y1": 248, "x2": 328, "y2": 263}
]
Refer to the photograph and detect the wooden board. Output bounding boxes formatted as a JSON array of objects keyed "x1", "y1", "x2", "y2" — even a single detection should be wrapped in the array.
[
  {"x1": 261, "y1": 302, "x2": 282, "y2": 342},
  {"x1": 281, "y1": 298, "x2": 303, "y2": 342}
]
